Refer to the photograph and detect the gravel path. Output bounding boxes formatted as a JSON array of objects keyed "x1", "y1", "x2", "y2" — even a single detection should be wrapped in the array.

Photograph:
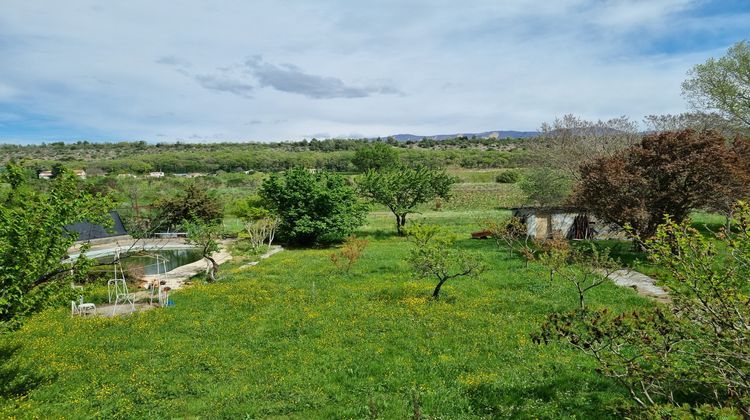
[{"x1": 608, "y1": 269, "x2": 670, "y2": 303}]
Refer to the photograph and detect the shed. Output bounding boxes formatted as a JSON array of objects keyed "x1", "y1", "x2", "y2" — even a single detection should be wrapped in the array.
[{"x1": 511, "y1": 207, "x2": 621, "y2": 240}]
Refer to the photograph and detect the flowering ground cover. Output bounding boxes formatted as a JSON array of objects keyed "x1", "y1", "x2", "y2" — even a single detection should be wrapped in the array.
[{"x1": 0, "y1": 211, "x2": 651, "y2": 418}]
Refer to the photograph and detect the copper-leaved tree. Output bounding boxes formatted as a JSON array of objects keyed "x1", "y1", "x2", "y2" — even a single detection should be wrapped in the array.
[{"x1": 573, "y1": 129, "x2": 750, "y2": 241}]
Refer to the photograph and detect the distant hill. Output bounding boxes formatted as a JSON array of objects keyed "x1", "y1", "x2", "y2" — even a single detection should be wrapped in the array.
[{"x1": 387, "y1": 130, "x2": 538, "y2": 141}]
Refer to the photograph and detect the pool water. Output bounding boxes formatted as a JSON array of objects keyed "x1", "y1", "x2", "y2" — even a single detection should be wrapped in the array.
[{"x1": 96, "y1": 248, "x2": 205, "y2": 275}]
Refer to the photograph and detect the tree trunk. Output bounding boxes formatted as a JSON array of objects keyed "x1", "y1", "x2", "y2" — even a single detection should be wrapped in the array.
[
  {"x1": 206, "y1": 256, "x2": 218, "y2": 282},
  {"x1": 432, "y1": 278, "x2": 447, "y2": 299},
  {"x1": 396, "y1": 214, "x2": 407, "y2": 235}
]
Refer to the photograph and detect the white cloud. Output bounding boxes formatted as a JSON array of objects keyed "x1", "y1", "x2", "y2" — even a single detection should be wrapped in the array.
[{"x1": 0, "y1": 0, "x2": 744, "y2": 141}]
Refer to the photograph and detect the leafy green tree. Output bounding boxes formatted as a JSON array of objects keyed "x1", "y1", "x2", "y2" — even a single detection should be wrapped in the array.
[
  {"x1": 0, "y1": 168, "x2": 112, "y2": 331},
  {"x1": 184, "y1": 220, "x2": 222, "y2": 282},
  {"x1": 50, "y1": 162, "x2": 67, "y2": 179},
  {"x1": 682, "y1": 40, "x2": 750, "y2": 127},
  {"x1": 406, "y1": 224, "x2": 485, "y2": 299},
  {"x1": 352, "y1": 142, "x2": 399, "y2": 172},
  {"x1": 231, "y1": 195, "x2": 270, "y2": 221},
  {"x1": 518, "y1": 167, "x2": 572, "y2": 207},
  {"x1": 260, "y1": 168, "x2": 367, "y2": 245},
  {"x1": 358, "y1": 165, "x2": 455, "y2": 234},
  {"x1": 154, "y1": 182, "x2": 222, "y2": 230},
  {"x1": 1, "y1": 161, "x2": 27, "y2": 191}
]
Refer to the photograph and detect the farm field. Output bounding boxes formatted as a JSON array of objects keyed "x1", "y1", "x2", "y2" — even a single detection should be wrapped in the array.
[{"x1": 0, "y1": 211, "x2": 652, "y2": 418}]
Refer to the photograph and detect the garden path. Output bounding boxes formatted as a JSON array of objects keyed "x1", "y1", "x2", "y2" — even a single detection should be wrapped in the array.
[{"x1": 608, "y1": 269, "x2": 670, "y2": 303}]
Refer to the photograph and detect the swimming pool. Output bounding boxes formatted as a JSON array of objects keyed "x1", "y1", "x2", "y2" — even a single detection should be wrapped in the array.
[{"x1": 92, "y1": 248, "x2": 205, "y2": 275}]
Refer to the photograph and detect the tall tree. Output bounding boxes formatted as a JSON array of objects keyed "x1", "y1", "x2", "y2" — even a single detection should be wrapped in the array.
[
  {"x1": 533, "y1": 114, "x2": 640, "y2": 180},
  {"x1": 352, "y1": 142, "x2": 399, "y2": 172},
  {"x1": 0, "y1": 168, "x2": 112, "y2": 331},
  {"x1": 682, "y1": 40, "x2": 750, "y2": 128},
  {"x1": 358, "y1": 165, "x2": 455, "y2": 234}
]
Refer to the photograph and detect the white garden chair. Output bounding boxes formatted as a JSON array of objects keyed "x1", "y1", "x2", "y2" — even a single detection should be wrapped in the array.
[{"x1": 71, "y1": 295, "x2": 96, "y2": 316}]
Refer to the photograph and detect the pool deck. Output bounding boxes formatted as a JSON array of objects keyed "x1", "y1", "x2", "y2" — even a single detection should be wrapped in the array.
[{"x1": 141, "y1": 240, "x2": 233, "y2": 290}]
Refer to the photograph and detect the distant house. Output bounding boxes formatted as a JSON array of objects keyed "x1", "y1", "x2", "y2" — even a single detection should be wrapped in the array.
[
  {"x1": 176, "y1": 172, "x2": 205, "y2": 178},
  {"x1": 148, "y1": 171, "x2": 165, "y2": 178},
  {"x1": 38, "y1": 169, "x2": 87, "y2": 180},
  {"x1": 65, "y1": 210, "x2": 129, "y2": 242},
  {"x1": 511, "y1": 207, "x2": 623, "y2": 240}
]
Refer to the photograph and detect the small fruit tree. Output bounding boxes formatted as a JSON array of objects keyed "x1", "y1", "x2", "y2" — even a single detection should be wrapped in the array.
[{"x1": 406, "y1": 224, "x2": 485, "y2": 299}]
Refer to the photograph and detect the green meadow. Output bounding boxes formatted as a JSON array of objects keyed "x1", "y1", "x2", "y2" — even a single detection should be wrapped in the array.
[{"x1": 0, "y1": 211, "x2": 652, "y2": 418}]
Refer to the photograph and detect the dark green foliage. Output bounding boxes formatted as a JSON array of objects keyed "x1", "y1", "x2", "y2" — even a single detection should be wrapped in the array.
[
  {"x1": 154, "y1": 182, "x2": 223, "y2": 230},
  {"x1": 495, "y1": 170, "x2": 520, "y2": 183},
  {"x1": 352, "y1": 142, "x2": 399, "y2": 172},
  {"x1": 260, "y1": 168, "x2": 367, "y2": 245},
  {"x1": 50, "y1": 163, "x2": 66, "y2": 179},
  {"x1": 0, "y1": 167, "x2": 112, "y2": 331}
]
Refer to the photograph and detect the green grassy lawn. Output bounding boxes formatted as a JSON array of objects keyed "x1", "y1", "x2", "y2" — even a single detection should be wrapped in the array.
[
  {"x1": 0, "y1": 211, "x2": 652, "y2": 418},
  {"x1": 587, "y1": 211, "x2": 730, "y2": 280}
]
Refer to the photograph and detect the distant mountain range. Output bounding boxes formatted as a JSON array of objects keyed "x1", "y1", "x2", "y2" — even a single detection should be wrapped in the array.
[{"x1": 386, "y1": 130, "x2": 539, "y2": 141}]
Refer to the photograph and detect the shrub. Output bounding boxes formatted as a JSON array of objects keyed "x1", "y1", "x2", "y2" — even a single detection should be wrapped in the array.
[
  {"x1": 154, "y1": 182, "x2": 222, "y2": 231},
  {"x1": 260, "y1": 168, "x2": 368, "y2": 246},
  {"x1": 495, "y1": 170, "x2": 520, "y2": 183},
  {"x1": 330, "y1": 235, "x2": 369, "y2": 273}
]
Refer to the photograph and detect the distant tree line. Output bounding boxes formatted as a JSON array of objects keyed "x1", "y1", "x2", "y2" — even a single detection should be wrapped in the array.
[{"x1": 3, "y1": 145, "x2": 526, "y2": 175}]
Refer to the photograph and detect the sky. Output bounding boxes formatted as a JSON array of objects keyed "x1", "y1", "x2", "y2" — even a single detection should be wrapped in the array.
[{"x1": 0, "y1": 0, "x2": 748, "y2": 143}]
